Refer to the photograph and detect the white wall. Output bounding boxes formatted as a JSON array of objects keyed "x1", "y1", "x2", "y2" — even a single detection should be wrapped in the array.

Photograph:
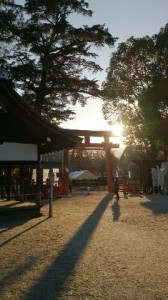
[{"x1": 0, "y1": 142, "x2": 38, "y2": 161}]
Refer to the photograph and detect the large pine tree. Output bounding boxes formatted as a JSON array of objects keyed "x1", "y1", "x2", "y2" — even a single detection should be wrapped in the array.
[{"x1": 0, "y1": 0, "x2": 117, "y2": 123}]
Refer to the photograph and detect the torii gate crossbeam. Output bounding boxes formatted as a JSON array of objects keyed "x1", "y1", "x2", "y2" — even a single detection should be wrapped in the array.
[{"x1": 61, "y1": 130, "x2": 119, "y2": 195}]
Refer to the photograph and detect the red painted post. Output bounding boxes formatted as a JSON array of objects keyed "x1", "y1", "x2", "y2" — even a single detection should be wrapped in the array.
[{"x1": 61, "y1": 130, "x2": 119, "y2": 194}]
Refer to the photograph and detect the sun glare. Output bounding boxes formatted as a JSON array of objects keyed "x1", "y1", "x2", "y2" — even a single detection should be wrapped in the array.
[{"x1": 111, "y1": 123, "x2": 123, "y2": 136}]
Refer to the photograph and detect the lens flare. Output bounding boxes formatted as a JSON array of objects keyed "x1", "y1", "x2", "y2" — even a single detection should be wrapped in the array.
[{"x1": 111, "y1": 123, "x2": 123, "y2": 136}]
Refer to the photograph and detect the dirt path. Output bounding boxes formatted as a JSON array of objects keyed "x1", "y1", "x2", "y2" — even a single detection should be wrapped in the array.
[{"x1": 0, "y1": 192, "x2": 168, "y2": 300}]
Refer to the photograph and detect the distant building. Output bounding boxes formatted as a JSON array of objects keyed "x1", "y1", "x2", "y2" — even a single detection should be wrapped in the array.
[{"x1": 69, "y1": 170, "x2": 98, "y2": 180}]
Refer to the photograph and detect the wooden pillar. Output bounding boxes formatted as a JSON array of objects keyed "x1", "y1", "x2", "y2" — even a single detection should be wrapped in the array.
[
  {"x1": 20, "y1": 166, "x2": 24, "y2": 202},
  {"x1": 36, "y1": 162, "x2": 42, "y2": 207},
  {"x1": 61, "y1": 149, "x2": 69, "y2": 195},
  {"x1": 85, "y1": 133, "x2": 90, "y2": 145},
  {"x1": 105, "y1": 146, "x2": 114, "y2": 193},
  {"x1": 6, "y1": 167, "x2": 11, "y2": 200}
]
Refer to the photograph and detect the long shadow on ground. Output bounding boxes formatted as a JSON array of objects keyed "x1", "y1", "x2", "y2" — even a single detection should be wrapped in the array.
[
  {"x1": 141, "y1": 195, "x2": 168, "y2": 215},
  {"x1": 23, "y1": 193, "x2": 113, "y2": 300}
]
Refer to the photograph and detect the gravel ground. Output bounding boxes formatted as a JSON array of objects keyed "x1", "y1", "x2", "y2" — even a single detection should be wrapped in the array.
[{"x1": 0, "y1": 191, "x2": 168, "y2": 300}]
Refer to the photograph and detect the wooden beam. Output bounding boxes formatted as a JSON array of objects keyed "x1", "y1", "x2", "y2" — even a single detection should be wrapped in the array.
[{"x1": 75, "y1": 143, "x2": 119, "y2": 149}]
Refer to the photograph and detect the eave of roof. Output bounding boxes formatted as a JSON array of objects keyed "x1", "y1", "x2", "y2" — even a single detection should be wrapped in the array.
[{"x1": 0, "y1": 79, "x2": 81, "y2": 153}]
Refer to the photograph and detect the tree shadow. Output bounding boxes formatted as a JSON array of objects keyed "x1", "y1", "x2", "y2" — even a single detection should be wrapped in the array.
[
  {"x1": 112, "y1": 200, "x2": 120, "y2": 221},
  {"x1": 23, "y1": 193, "x2": 113, "y2": 300},
  {"x1": 0, "y1": 258, "x2": 37, "y2": 294},
  {"x1": 0, "y1": 218, "x2": 48, "y2": 247},
  {"x1": 141, "y1": 195, "x2": 168, "y2": 215}
]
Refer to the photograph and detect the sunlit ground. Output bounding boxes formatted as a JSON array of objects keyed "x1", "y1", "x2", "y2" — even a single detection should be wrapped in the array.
[{"x1": 1, "y1": 193, "x2": 168, "y2": 299}]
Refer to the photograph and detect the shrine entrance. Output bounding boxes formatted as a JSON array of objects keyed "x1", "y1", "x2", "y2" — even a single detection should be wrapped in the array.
[{"x1": 60, "y1": 129, "x2": 119, "y2": 195}]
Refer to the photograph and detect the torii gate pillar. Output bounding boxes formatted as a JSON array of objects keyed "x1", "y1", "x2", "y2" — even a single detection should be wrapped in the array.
[
  {"x1": 61, "y1": 130, "x2": 119, "y2": 195},
  {"x1": 105, "y1": 146, "x2": 114, "y2": 193}
]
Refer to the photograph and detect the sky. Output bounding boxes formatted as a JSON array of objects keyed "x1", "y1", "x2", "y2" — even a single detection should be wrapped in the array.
[{"x1": 61, "y1": 0, "x2": 168, "y2": 132}]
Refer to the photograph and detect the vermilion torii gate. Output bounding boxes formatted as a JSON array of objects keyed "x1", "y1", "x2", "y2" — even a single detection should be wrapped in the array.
[{"x1": 61, "y1": 129, "x2": 119, "y2": 194}]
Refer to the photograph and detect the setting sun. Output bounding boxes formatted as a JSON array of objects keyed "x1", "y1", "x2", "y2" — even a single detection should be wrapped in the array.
[{"x1": 111, "y1": 123, "x2": 123, "y2": 136}]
